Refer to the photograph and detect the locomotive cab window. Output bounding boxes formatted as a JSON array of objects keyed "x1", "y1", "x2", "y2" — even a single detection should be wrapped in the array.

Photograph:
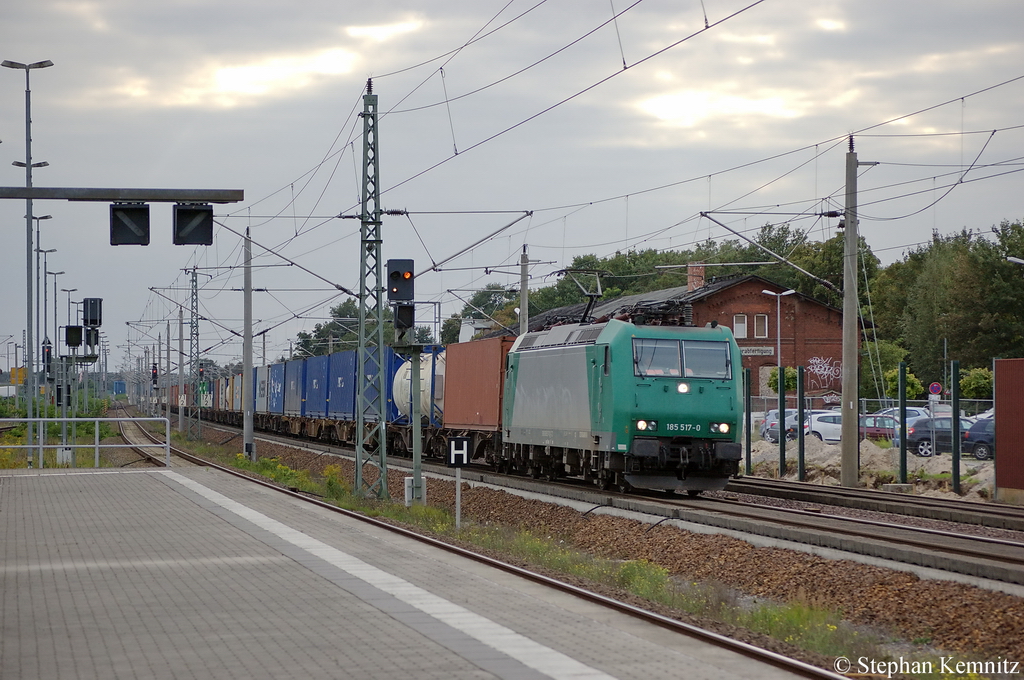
[
  {"x1": 681, "y1": 340, "x2": 731, "y2": 379},
  {"x1": 633, "y1": 339, "x2": 731, "y2": 379},
  {"x1": 632, "y1": 339, "x2": 681, "y2": 376}
]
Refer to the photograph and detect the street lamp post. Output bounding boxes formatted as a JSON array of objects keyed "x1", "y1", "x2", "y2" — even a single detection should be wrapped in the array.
[
  {"x1": 35, "y1": 239, "x2": 55, "y2": 463},
  {"x1": 32, "y1": 216, "x2": 53, "y2": 364},
  {"x1": 50, "y1": 272, "x2": 64, "y2": 358},
  {"x1": 13, "y1": 343, "x2": 20, "y2": 409},
  {"x1": 62, "y1": 289, "x2": 78, "y2": 332},
  {"x1": 762, "y1": 289, "x2": 796, "y2": 369},
  {"x1": 44, "y1": 267, "x2": 61, "y2": 353},
  {"x1": 4, "y1": 58, "x2": 54, "y2": 467},
  {"x1": 762, "y1": 288, "x2": 796, "y2": 476}
]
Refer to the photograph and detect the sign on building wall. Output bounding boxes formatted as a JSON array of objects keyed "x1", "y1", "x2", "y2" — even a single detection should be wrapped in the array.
[{"x1": 741, "y1": 347, "x2": 774, "y2": 356}]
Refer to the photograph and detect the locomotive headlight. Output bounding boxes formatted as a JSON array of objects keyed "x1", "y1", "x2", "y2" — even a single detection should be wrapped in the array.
[
  {"x1": 710, "y1": 422, "x2": 730, "y2": 434},
  {"x1": 676, "y1": 382, "x2": 690, "y2": 394},
  {"x1": 636, "y1": 419, "x2": 657, "y2": 431}
]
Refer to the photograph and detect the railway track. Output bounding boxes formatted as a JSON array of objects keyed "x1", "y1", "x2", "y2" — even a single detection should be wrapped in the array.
[
  {"x1": 114, "y1": 407, "x2": 202, "y2": 468},
  {"x1": 726, "y1": 476, "x2": 1024, "y2": 531},
  {"x1": 668, "y1": 495, "x2": 1024, "y2": 585},
  {"x1": 108, "y1": 411, "x2": 843, "y2": 679},
  {"x1": 182, "y1": 418, "x2": 1024, "y2": 588}
]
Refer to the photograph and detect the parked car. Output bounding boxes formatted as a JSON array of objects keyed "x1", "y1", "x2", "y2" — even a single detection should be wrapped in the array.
[
  {"x1": 963, "y1": 418, "x2": 995, "y2": 460},
  {"x1": 872, "y1": 406, "x2": 929, "y2": 427},
  {"x1": 760, "y1": 409, "x2": 799, "y2": 443},
  {"x1": 895, "y1": 417, "x2": 972, "y2": 457},
  {"x1": 804, "y1": 412, "x2": 897, "y2": 442},
  {"x1": 764, "y1": 409, "x2": 834, "y2": 443},
  {"x1": 805, "y1": 412, "x2": 842, "y2": 442},
  {"x1": 859, "y1": 414, "x2": 898, "y2": 441}
]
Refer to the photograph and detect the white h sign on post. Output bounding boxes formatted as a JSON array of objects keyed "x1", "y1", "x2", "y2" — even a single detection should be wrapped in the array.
[{"x1": 448, "y1": 437, "x2": 471, "y2": 529}]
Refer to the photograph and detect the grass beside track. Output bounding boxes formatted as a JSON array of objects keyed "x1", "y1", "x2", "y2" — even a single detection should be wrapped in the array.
[
  {"x1": 169, "y1": 430, "x2": 997, "y2": 679},
  {"x1": 224, "y1": 451, "x2": 891, "y2": 668}
]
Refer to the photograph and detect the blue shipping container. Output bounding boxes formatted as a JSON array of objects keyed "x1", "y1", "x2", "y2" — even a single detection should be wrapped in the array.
[
  {"x1": 328, "y1": 351, "x2": 357, "y2": 421},
  {"x1": 305, "y1": 355, "x2": 330, "y2": 418},
  {"x1": 268, "y1": 362, "x2": 285, "y2": 414},
  {"x1": 284, "y1": 359, "x2": 306, "y2": 416}
]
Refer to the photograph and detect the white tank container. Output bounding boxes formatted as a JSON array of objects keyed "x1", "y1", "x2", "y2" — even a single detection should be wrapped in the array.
[{"x1": 393, "y1": 351, "x2": 446, "y2": 420}]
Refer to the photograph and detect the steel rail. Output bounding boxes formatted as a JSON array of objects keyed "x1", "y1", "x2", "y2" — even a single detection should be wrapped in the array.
[{"x1": 137, "y1": 416, "x2": 843, "y2": 679}]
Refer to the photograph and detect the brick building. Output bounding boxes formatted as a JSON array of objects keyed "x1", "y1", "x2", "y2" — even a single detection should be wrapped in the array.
[
  {"x1": 683, "y1": 274, "x2": 844, "y2": 401},
  {"x1": 525, "y1": 273, "x2": 845, "y2": 402}
]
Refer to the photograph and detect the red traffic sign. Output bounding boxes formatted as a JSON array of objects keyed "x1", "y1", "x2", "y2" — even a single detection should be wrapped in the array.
[{"x1": 928, "y1": 382, "x2": 942, "y2": 395}]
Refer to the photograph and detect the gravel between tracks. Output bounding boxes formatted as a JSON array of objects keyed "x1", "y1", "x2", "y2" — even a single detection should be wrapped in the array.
[{"x1": 199, "y1": 432, "x2": 1024, "y2": 670}]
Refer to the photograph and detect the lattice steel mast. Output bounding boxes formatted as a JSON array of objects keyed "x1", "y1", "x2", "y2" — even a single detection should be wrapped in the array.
[
  {"x1": 187, "y1": 267, "x2": 202, "y2": 440},
  {"x1": 355, "y1": 79, "x2": 388, "y2": 498}
]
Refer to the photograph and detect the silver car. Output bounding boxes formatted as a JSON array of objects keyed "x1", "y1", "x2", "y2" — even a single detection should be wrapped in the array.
[{"x1": 873, "y1": 406, "x2": 929, "y2": 427}]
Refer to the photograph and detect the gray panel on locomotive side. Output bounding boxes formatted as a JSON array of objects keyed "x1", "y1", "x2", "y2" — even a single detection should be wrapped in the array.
[{"x1": 510, "y1": 345, "x2": 592, "y2": 432}]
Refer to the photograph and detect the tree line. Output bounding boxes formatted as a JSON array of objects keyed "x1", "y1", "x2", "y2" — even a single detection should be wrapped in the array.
[
  {"x1": 288, "y1": 219, "x2": 1024, "y2": 400},
  {"x1": 441, "y1": 219, "x2": 1024, "y2": 400}
]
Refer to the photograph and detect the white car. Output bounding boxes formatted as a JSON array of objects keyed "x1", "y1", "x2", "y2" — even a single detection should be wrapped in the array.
[{"x1": 805, "y1": 412, "x2": 843, "y2": 442}]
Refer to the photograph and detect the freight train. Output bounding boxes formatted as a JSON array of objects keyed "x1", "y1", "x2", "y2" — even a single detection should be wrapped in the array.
[{"x1": 182, "y1": 303, "x2": 744, "y2": 494}]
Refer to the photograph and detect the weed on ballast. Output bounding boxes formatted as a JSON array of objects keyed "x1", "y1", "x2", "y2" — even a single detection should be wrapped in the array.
[{"x1": 221, "y1": 454, "x2": 896, "y2": 668}]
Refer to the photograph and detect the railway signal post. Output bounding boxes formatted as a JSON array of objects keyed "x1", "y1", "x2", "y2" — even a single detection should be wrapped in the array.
[{"x1": 390, "y1": 259, "x2": 424, "y2": 505}]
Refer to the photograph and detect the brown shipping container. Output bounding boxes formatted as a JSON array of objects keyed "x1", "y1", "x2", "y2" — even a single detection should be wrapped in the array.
[{"x1": 443, "y1": 336, "x2": 515, "y2": 431}]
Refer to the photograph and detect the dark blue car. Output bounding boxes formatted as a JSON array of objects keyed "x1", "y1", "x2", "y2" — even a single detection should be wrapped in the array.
[{"x1": 963, "y1": 418, "x2": 995, "y2": 460}]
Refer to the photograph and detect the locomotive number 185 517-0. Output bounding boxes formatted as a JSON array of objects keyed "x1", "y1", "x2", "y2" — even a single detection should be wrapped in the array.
[{"x1": 666, "y1": 423, "x2": 700, "y2": 432}]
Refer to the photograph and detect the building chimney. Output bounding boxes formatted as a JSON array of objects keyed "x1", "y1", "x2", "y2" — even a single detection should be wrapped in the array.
[{"x1": 687, "y1": 263, "x2": 705, "y2": 291}]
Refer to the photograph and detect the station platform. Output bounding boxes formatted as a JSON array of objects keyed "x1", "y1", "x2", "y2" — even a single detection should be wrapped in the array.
[{"x1": 0, "y1": 467, "x2": 809, "y2": 680}]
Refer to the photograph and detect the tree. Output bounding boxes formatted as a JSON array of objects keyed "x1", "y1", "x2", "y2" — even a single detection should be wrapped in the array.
[
  {"x1": 440, "y1": 315, "x2": 462, "y2": 344},
  {"x1": 883, "y1": 368, "x2": 924, "y2": 400},
  {"x1": 460, "y1": 283, "x2": 519, "y2": 319},
  {"x1": 959, "y1": 367, "x2": 993, "y2": 399},
  {"x1": 293, "y1": 297, "x2": 434, "y2": 357},
  {"x1": 768, "y1": 366, "x2": 798, "y2": 394},
  {"x1": 860, "y1": 340, "x2": 908, "y2": 400},
  {"x1": 897, "y1": 224, "x2": 1024, "y2": 383}
]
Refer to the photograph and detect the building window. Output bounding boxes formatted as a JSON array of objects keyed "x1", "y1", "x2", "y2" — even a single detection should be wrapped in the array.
[
  {"x1": 732, "y1": 314, "x2": 747, "y2": 339},
  {"x1": 754, "y1": 313, "x2": 769, "y2": 339}
]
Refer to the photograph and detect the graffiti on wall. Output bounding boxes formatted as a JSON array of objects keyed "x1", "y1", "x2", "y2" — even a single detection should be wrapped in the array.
[{"x1": 806, "y1": 356, "x2": 842, "y2": 390}]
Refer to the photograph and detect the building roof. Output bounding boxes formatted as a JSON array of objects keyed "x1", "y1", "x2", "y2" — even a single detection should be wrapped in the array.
[{"x1": 522, "y1": 274, "x2": 837, "y2": 333}]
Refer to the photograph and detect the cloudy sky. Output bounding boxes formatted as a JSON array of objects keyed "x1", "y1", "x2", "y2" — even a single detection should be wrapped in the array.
[{"x1": 2, "y1": 0, "x2": 1022, "y2": 374}]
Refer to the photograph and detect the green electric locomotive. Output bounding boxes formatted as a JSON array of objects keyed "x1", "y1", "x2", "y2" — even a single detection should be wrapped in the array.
[{"x1": 502, "y1": 313, "x2": 743, "y2": 494}]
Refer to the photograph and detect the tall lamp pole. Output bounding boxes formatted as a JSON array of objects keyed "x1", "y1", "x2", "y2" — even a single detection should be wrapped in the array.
[
  {"x1": 61, "y1": 288, "x2": 77, "y2": 333},
  {"x1": 32, "y1": 216, "x2": 53, "y2": 357},
  {"x1": 44, "y1": 267, "x2": 62, "y2": 349},
  {"x1": 762, "y1": 288, "x2": 795, "y2": 474},
  {"x1": 50, "y1": 271, "x2": 64, "y2": 356},
  {"x1": 4, "y1": 58, "x2": 53, "y2": 467},
  {"x1": 762, "y1": 289, "x2": 796, "y2": 370}
]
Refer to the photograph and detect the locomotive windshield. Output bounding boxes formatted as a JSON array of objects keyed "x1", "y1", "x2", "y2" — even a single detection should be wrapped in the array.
[
  {"x1": 680, "y1": 340, "x2": 731, "y2": 379},
  {"x1": 633, "y1": 339, "x2": 681, "y2": 376},
  {"x1": 633, "y1": 338, "x2": 731, "y2": 379}
]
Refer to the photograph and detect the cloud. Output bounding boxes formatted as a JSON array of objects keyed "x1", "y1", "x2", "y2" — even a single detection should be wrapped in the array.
[
  {"x1": 640, "y1": 88, "x2": 803, "y2": 129},
  {"x1": 345, "y1": 20, "x2": 423, "y2": 42},
  {"x1": 82, "y1": 48, "x2": 359, "y2": 109},
  {"x1": 815, "y1": 19, "x2": 846, "y2": 32}
]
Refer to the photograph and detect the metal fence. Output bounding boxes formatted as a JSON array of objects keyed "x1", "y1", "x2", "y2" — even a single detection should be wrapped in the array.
[
  {"x1": 0, "y1": 417, "x2": 170, "y2": 467},
  {"x1": 747, "y1": 396, "x2": 993, "y2": 419}
]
